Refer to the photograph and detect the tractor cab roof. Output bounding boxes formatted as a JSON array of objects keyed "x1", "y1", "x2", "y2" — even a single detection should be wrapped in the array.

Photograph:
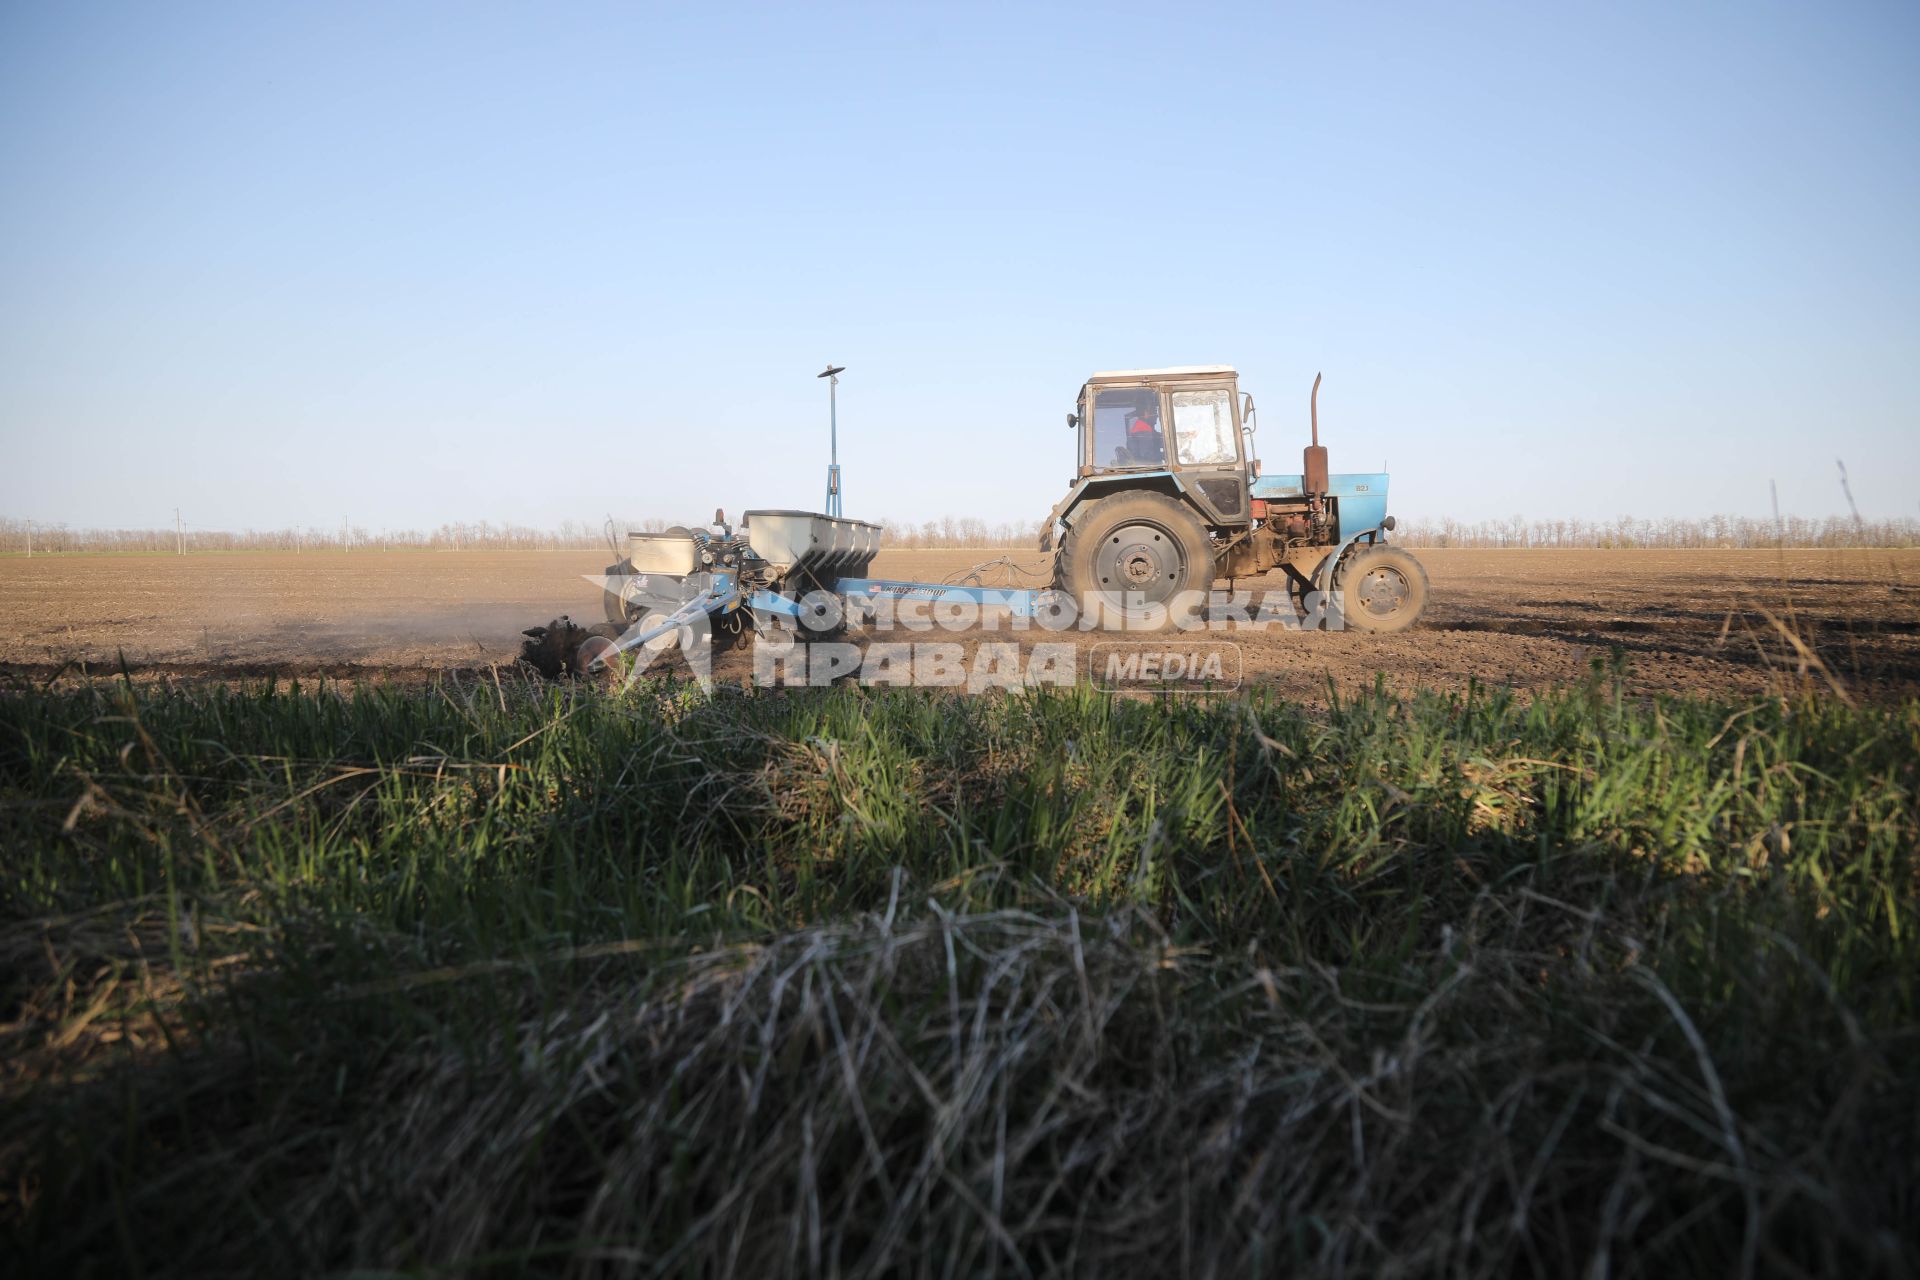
[{"x1": 1085, "y1": 364, "x2": 1237, "y2": 386}]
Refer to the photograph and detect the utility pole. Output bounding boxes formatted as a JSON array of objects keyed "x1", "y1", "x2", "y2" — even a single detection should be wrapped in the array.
[
  {"x1": 818, "y1": 363, "x2": 846, "y2": 517},
  {"x1": 175, "y1": 508, "x2": 184, "y2": 555},
  {"x1": 25, "y1": 520, "x2": 31, "y2": 558}
]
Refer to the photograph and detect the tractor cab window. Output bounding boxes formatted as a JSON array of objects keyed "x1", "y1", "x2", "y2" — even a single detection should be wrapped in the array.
[
  {"x1": 1170, "y1": 388, "x2": 1238, "y2": 466},
  {"x1": 1090, "y1": 387, "x2": 1164, "y2": 469}
]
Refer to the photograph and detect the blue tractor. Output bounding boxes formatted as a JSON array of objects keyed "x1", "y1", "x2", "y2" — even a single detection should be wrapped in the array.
[{"x1": 1042, "y1": 365, "x2": 1428, "y2": 631}]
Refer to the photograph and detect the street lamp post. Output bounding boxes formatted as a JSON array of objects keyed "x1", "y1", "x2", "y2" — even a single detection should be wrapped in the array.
[{"x1": 818, "y1": 364, "x2": 846, "y2": 517}]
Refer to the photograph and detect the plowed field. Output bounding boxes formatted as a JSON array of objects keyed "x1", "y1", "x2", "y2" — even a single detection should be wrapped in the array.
[{"x1": 3, "y1": 547, "x2": 1915, "y2": 703}]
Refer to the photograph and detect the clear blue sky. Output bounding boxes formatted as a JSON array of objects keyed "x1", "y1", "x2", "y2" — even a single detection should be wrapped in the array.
[{"x1": 3, "y1": 0, "x2": 1917, "y2": 534}]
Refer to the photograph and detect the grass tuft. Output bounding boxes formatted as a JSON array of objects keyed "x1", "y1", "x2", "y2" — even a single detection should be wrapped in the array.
[{"x1": 2, "y1": 671, "x2": 1916, "y2": 1275}]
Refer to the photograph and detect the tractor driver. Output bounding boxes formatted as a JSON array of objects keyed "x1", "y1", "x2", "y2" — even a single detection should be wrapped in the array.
[{"x1": 1127, "y1": 402, "x2": 1164, "y2": 464}]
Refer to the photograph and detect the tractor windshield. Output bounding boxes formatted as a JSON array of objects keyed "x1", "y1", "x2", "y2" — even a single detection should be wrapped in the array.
[
  {"x1": 1089, "y1": 387, "x2": 1164, "y2": 470},
  {"x1": 1170, "y1": 388, "x2": 1238, "y2": 466}
]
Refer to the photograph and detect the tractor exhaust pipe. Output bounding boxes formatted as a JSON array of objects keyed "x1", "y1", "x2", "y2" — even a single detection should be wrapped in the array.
[{"x1": 1303, "y1": 371, "x2": 1329, "y2": 495}]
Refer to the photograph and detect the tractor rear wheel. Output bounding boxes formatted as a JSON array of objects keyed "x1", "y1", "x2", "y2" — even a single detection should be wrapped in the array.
[
  {"x1": 1335, "y1": 545, "x2": 1429, "y2": 633},
  {"x1": 1056, "y1": 491, "x2": 1214, "y2": 628}
]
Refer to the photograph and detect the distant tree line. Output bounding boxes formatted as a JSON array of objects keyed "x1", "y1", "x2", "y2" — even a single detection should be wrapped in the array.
[
  {"x1": 1392, "y1": 514, "x2": 1920, "y2": 549},
  {"x1": 611, "y1": 515, "x2": 1045, "y2": 549},
  {"x1": 0, "y1": 515, "x2": 1049, "y2": 554},
  {"x1": 876, "y1": 517, "x2": 1045, "y2": 549},
  {"x1": 4, "y1": 512, "x2": 1917, "y2": 555},
  {"x1": 0, "y1": 518, "x2": 618, "y2": 555}
]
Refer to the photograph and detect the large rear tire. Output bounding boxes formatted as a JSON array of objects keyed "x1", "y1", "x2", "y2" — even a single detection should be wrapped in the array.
[
  {"x1": 1056, "y1": 491, "x2": 1214, "y2": 629},
  {"x1": 1336, "y1": 545, "x2": 1429, "y2": 633}
]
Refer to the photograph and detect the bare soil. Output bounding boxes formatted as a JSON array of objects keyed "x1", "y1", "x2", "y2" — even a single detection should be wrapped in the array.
[{"x1": 2, "y1": 547, "x2": 1915, "y2": 704}]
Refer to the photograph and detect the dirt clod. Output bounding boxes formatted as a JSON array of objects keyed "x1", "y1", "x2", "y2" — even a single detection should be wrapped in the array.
[{"x1": 517, "y1": 616, "x2": 620, "y2": 679}]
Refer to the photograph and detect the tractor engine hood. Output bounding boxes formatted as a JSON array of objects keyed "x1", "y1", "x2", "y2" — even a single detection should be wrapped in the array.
[{"x1": 1252, "y1": 471, "x2": 1391, "y2": 536}]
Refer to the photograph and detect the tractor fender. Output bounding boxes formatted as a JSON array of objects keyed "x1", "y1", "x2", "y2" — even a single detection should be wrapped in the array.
[
  {"x1": 1312, "y1": 524, "x2": 1394, "y2": 594},
  {"x1": 1054, "y1": 472, "x2": 1192, "y2": 532}
]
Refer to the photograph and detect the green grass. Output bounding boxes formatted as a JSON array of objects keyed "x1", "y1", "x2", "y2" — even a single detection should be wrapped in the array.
[{"x1": 2, "y1": 667, "x2": 1915, "y2": 1276}]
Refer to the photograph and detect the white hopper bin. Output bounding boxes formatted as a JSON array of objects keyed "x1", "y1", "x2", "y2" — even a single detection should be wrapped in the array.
[
  {"x1": 623, "y1": 531, "x2": 701, "y2": 576},
  {"x1": 743, "y1": 510, "x2": 883, "y2": 583}
]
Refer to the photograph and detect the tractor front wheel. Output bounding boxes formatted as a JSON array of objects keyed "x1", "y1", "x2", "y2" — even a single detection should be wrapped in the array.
[
  {"x1": 1335, "y1": 545, "x2": 1429, "y2": 633},
  {"x1": 1056, "y1": 492, "x2": 1214, "y2": 628}
]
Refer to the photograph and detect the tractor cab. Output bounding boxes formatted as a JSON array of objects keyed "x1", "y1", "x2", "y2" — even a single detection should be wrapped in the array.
[
  {"x1": 1071, "y1": 365, "x2": 1251, "y2": 525},
  {"x1": 1045, "y1": 363, "x2": 1428, "y2": 632}
]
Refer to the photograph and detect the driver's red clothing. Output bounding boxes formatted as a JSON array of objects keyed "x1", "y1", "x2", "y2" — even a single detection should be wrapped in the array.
[{"x1": 1127, "y1": 416, "x2": 1162, "y2": 461}]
